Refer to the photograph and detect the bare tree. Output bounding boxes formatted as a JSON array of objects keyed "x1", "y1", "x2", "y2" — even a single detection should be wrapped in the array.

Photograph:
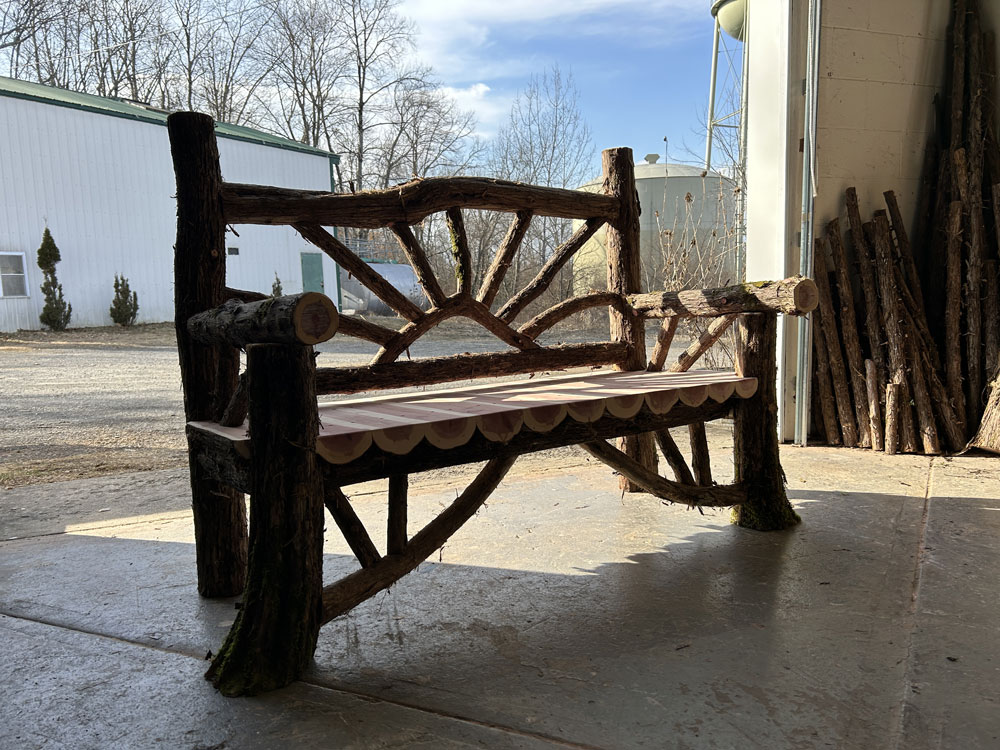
[
  {"x1": 374, "y1": 76, "x2": 482, "y2": 187},
  {"x1": 335, "y1": 0, "x2": 419, "y2": 192},
  {"x1": 1, "y1": 0, "x2": 55, "y2": 52},
  {"x1": 258, "y1": 0, "x2": 345, "y2": 150},
  {"x1": 197, "y1": 0, "x2": 275, "y2": 125},
  {"x1": 486, "y1": 65, "x2": 595, "y2": 311},
  {"x1": 165, "y1": 0, "x2": 216, "y2": 110}
]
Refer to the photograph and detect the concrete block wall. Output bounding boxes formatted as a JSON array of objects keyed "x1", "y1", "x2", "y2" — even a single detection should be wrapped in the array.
[{"x1": 814, "y1": 1, "x2": 951, "y2": 233}]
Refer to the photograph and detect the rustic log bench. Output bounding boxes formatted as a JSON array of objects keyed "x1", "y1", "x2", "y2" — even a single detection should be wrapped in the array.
[{"x1": 168, "y1": 112, "x2": 818, "y2": 696}]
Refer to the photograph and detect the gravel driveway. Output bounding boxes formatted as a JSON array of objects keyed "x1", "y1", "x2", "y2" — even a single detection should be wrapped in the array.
[{"x1": 1, "y1": 320, "x2": 722, "y2": 490}]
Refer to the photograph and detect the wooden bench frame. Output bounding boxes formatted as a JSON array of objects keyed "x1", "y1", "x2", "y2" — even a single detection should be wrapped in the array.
[{"x1": 167, "y1": 112, "x2": 818, "y2": 696}]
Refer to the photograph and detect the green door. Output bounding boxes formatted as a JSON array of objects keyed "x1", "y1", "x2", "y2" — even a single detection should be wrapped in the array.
[{"x1": 301, "y1": 252, "x2": 324, "y2": 293}]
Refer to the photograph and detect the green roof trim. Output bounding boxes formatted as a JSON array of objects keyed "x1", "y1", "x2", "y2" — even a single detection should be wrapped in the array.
[{"x1": 0, "y1": 76, "x2": 339, "y2": 162}]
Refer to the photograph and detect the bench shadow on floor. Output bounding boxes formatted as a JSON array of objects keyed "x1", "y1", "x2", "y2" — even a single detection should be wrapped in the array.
[{"x1": 1, "y1": 479, "x2": 938, "y2": 748}]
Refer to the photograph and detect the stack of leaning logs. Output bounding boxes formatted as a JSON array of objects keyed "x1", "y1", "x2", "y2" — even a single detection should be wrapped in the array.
[
  {"x1": 811, "y1": 190, "x2": 964, "y2": 455},
  {"x1": 812, "y1": 0, "x2": 1000, "y2": 454}
]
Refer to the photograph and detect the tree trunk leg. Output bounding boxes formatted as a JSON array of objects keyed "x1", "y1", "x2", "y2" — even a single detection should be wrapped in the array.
[
  {"x1": 189, "y1": 461, "x2": 247, "y2": 598},
  {"x1": 206, "y1": 344, "x2": 324, "y2": 696},
  {"x1": 169, "y1": 112, "x2": 246, "y2": 597},
  {"x1": 732, "y1": 314, "x2": 800, "y2": 531}
]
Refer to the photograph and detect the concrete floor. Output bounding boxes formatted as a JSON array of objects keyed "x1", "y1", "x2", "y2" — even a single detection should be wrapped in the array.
[{"x1": 1, "y1": 446, "x2": 999, "y2": 749}]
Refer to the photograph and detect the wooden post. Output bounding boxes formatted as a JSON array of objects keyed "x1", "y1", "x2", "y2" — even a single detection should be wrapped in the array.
[
  {"x1": 168, "y1": 112, "x2": 247, "y2": 598},
  {"x1": 733, "y1": 314, "x2": 800, "y2": 530},
  {"x1": 944, "y1": 201, "x2": 967, "y2": 429},
  {"x1": 206, "y1": 344, "x2": 324, "y2": 696},
  {"x1": 826, "y1": 220, "x2": 872, "y2": 447},
  {"x1": 814, "y1": 240, "x2": 859, "y2": 447},
  {"x1": 873, "y1": 213, "x2": 920, "y2": 453},
  {"x1": 846, "y1": 188, "x2": 888, "y2": 390},
  {"x1": 865, "y1": 360, "x2": 884, "y2": 451},
  {"x1": 603, "y1": 147, "x2": 656, "y2": 489}
]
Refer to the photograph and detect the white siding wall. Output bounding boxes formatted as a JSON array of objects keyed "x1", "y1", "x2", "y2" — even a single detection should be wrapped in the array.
[{"x1": 0, "y1": 98, "x2": 333, "y2": 331}]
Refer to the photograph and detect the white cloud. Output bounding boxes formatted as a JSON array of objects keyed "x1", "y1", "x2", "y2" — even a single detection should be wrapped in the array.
[
  {"x1": 401, "y1": 0, "x2": 705, "y2": 82},
  {"x1": 399, "y1": 0, "x2": 712, "y2": 144},
  {"x1": 439, "y1": 82, "x2": 515, "y2": 138}
]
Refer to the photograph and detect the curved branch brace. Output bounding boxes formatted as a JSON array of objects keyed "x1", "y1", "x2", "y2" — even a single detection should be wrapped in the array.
[
  {"x1": 580, "y1": 439, "x2": 745, "y2": 508},
  {"x1": 519, "y1": 292, "x2": 627, "y2": 340},
  {"x1": 321, "y1": 455, "x2": 517, "y2": 623},
  {"x1": 497, "y1": 218, "x2": 604, "y2": 323},
  {"x1": 374, "y1": 297, "x2": 538, "y2": 364}
]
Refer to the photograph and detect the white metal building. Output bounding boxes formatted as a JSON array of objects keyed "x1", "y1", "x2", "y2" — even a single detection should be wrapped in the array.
[{"x1": 0, "y1": 77, "x2": 341, "y2": 332}]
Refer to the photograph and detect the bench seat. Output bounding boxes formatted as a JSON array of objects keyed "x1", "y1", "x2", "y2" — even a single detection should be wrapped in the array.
[{"x1": 192, "y1": 369, "x2": 756, "y2": 465}]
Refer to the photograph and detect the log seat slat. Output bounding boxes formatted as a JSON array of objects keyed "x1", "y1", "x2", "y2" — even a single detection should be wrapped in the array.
[{"x1": 190, "y1": 369, "x2": 757, "y2": 465}]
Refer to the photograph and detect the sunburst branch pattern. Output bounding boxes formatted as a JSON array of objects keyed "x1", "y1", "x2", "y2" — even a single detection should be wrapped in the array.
[
  {"x1": 496, "y1": 218, "x2": 605, "y2": 324},
  {"x1": 445, "y1": 207, "x2": 472, "y2": 296},
  {"x1": 294, "y1": 223, "x2": 425, "y2": 322},
  {"x1": 478, "y1": 209, "x2": 533, "y2": 308},
  {"x1": 390, "y1": 222, "x2": 448, "y2": 308}
]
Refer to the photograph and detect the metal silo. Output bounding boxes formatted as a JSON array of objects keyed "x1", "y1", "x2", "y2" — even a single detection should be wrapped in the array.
[{"x1": 573, "y1": 154, "x2": 738, "y2": 294}]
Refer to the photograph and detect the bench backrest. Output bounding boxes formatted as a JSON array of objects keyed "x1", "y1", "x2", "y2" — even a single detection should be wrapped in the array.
[
  {"x1": 171, "y1": 112, "x2": 650, "y2": 404},
  {"x1": 168, "y1": 111, "x2": 817, "y2": 426}
]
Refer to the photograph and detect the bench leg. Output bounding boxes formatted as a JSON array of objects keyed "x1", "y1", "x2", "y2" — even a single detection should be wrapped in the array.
[
  {"x1": 206, "y1": 344, "x2": 324, "y2": 696},
  {"x1": 188, "y1": 463, "x2": 248, "y2": 597},
  {"x1": 733, "y1": 314, "x2": 801, "y2": 531}
]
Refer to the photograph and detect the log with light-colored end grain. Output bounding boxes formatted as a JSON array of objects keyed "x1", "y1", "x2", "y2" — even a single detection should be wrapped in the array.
[{"x1": 188, "y1": 293, "x2": 339, "y2": 348}]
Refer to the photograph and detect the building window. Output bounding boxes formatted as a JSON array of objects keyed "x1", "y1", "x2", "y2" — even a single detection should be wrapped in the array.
[
  {"x1": 0, "y1": 253, "x2": 28, "y2": 297},
  {"x1": 227, "y1": 246, "x2": 240, "y2": 256}
]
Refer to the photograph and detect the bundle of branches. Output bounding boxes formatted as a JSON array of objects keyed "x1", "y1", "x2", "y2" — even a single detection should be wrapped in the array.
[
  {"x1": 810, "y1": 190, "x2": 963, "y2": 455},
  {"x1": 912, "y1": 0, "x2": 1000, "y2": 452},
  {"x1": 812, "y1": 0, "x2": 1000, "y2": 454}
]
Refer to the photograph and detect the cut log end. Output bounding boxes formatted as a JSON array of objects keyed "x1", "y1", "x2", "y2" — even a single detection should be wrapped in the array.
[
  {"x1": 294, "y1": 293, "x2": 340, "y2": 345},
  {"x1": 793, "y1": 278, "x2": 820, "y2": 316}
]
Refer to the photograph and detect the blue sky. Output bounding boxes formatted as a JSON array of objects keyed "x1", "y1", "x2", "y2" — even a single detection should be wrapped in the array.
[{"x1": 400, "y1": 0, "x2": 729, "y2": 177}]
